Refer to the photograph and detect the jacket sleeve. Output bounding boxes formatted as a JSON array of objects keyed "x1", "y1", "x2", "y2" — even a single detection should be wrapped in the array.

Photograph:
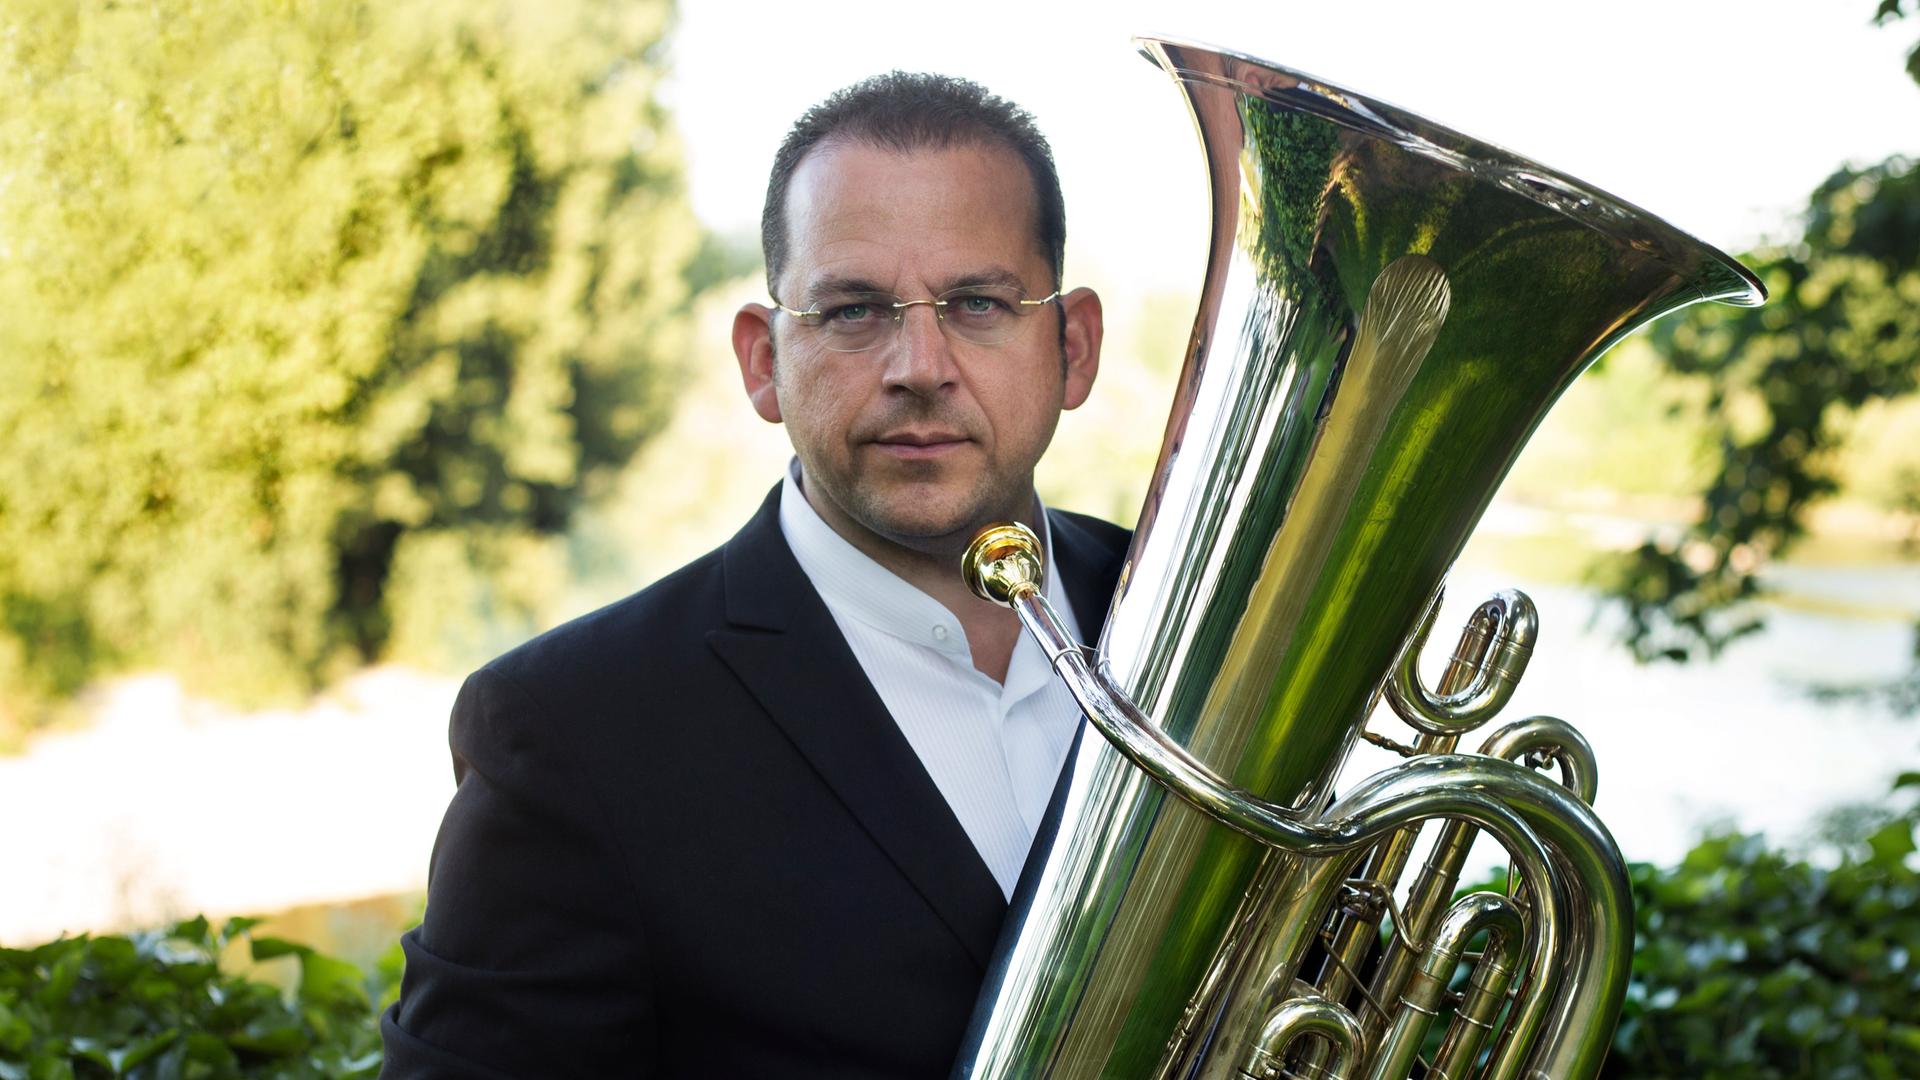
[{"x1": 379, "y1": 665, "x2": 655, "y2": 1078}]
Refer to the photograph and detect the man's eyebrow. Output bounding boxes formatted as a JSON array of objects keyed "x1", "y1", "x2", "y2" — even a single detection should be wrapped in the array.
[
  {"x1": 800, "y1": 267, "x2": 1036, "y2": 302},
  {"x1": 802, "y1": 275, "x2": 887, "y2": 299},
  {"x1": 936, "y1": 267, "x2": 1030, "y2": 293}
]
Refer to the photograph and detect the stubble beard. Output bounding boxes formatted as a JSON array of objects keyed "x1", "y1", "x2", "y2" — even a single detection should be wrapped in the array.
[
  {"x1": 844, "y1": 391, "x2": 1050, "y2": 559},
  {"x1": 835, "y1": 459, "x2": 1036, "y2": 562}
]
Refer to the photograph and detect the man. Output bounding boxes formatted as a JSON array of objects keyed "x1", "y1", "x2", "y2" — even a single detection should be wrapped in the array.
[{"x1": 379, "y1": 72, "x2": 1126, "y2": 1078}]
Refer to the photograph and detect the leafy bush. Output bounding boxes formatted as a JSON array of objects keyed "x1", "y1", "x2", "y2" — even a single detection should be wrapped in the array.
[
  {"x1": 1607, "y1": 804, "x2": 1920, "y2": 1079},
  {"x1": 9, "y1": 801, "x2": 1915, "y2": 1077},
  {"x1": 0, "y1": 917, "x2": 395, "y2": 1079},
  {"x1": 1431, "y1": 778, "x2": 1920, "y2": 1078}
]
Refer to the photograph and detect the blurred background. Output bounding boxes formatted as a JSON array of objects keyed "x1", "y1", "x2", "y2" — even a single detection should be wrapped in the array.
[{"x1": 2, "y1": 0, "x2": 1917, "y2": 1071}]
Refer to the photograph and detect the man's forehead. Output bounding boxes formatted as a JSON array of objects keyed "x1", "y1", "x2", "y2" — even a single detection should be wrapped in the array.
[
  {"x1": 778, "y1": 139, "x2": 1045, "y2": 289},
  {"x1": 785, "y1": 138, "x2": 1031, "y2": 212}
]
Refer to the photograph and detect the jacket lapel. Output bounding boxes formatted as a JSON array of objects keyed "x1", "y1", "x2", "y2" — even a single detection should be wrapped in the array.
[
  {"x1": 705, "y1": 487, "x2": 1007, "y2": 970},
  {"x1": 1048, "y1": 509, "x2": 1127, "y2": 646}
]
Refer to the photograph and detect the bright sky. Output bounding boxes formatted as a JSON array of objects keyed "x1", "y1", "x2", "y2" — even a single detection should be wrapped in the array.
[{"x1": 666, "y1": 0, "x2": 1919, "y2": 294}]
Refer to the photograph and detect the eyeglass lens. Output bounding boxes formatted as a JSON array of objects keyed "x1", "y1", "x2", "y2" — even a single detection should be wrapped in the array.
[{"x1": 796, "y1": 287, "x2": 1048, "y2": 353}]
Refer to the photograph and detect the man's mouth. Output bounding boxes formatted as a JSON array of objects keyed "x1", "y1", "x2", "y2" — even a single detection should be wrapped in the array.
[{"x1": 871, "y1": 430, "x2": 970, "y2": 459}]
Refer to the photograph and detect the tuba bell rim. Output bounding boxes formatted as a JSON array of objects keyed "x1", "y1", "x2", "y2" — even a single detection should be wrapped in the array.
[{"x1": 1134, "y1": 32, "x2": 1768, "y2": 308}]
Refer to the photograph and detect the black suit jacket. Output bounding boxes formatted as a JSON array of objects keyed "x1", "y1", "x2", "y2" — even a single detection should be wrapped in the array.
[{"x1": 379, "y1": 485, "x2": 1129, "y2": 1078}]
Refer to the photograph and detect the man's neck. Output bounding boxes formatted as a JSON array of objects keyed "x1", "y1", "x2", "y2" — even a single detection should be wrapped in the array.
[
  {"x1": 801, "y1": 481, "x2": 1036, "y2": 684},
  {"x1": 877, "y1": 545, "x2": 1026, "y2": 685}
]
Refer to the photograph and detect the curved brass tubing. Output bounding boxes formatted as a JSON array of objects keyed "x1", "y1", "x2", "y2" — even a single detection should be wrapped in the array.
[
  {"x1": 1315, "y1": 586, "x2": 1533, "y2": 1021},
  {"x1": 1481, "y1": 715, "x2": 1600, "y2": 805},
  {"x1": 964, "y1": 553, "x2": 1629, "y2": 1080},
  {"x1": 1362, "y1": 713, "x2": 1607, "y2": 1076},
  {"x1": 1385, "y1": 589, "x2": 1539, "y2": 738},
  {"x1": 1242, "y1": 990, "x2": 1366, "y2": 1080},
  {"x1": 1364, "y1": 892, "x2": 1524, "y2": 1080}
]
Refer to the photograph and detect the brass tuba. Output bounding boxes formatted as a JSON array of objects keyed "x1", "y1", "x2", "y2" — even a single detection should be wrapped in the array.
[{"x1": 956, "y1": 37, "x2": 1765, "y2": 1080}]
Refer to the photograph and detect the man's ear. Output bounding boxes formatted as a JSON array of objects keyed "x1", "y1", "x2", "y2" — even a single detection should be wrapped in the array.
[
  {"x1": 732, "y1": 303, "x2": 783, "y2": 423},
  {"x1": 1058, "y1": 287, "x2": 1103, "y2": 410}
]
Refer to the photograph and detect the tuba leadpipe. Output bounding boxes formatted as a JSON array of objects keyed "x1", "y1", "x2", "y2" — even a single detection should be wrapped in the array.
[{"x1": 955, "y1": 35, "x2": 1764, "y2": 1080}]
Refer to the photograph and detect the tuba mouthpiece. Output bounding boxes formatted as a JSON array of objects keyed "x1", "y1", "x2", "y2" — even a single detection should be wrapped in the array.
[{"x1": 962, "y1": 523, "x2": 1044, "y2": 606}]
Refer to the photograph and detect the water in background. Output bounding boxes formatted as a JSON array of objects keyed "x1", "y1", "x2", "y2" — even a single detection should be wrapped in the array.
[{"x1": 1, "y1": 523, "x2": 1913, "y2": 959}]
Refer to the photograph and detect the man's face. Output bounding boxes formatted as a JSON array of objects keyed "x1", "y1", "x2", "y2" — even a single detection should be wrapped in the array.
[{"x1": 733, "y1": 140, "x2": 1101, "y2": 559}]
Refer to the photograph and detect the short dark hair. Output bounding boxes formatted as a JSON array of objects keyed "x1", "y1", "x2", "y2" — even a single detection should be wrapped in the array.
[{"x1": 760, "y1": 72, "x2": 1066, "y2": 295}]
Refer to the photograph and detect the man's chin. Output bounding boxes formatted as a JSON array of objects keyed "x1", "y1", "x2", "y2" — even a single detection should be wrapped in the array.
[
  {"x1": 856, "y1": 496, "x2": 1008, "y2": 557},
  {"x1": 819, "y1": 470, "x2": 1037, "y2": 560},
  {"x1": 865, "y1": 511, "x2": 984, "y2": 556}
]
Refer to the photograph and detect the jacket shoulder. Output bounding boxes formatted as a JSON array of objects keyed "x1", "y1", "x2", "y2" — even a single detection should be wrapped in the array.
[
  {"x1": 1051, "y1": 507, "x2": 1131, "y2": 555},
  {"x1": 479, "y1": 544, "x2": 729, "y2": 699}
]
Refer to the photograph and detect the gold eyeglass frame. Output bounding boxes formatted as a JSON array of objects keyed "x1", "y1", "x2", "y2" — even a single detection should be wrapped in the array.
[{"x1": 770, "y1": 288, "x2": 1061, "y2": 352}]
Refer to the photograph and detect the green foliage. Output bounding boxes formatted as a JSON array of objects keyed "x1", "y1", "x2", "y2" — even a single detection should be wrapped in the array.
[
  {"x1": 1606, "y1": 811, "x2": 1920, "y2": 1079},
  {"x1": 1444, "y1": 784, "x2": 1920, "y2": 1078},
  {"x1": 1597, "y1": 3, "x2": 1920, "y2": 667},
  {"x1": 1878, "y1": 0, "x2": 1920, "y2": 83},
  {"x1": 0, "y1": 0, "x2": 699, "y2": 733},
  {"x1": 7, "y1": 802, "x2": 1916, "y2": 1079},
  {"x1": 0, "y1": 916, "x2": 399, "y2": 1079},
  {"x1": 1594, "y1": 155, "x2": 1920, "y2": 663}
]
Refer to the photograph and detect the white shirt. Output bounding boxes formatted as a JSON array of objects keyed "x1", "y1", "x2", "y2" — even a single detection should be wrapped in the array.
[{"x1": 778, "y1": 463, "x2": 1087, "y2": 899}]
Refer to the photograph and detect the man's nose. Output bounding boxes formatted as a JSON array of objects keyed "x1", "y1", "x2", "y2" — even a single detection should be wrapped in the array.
[{"x1": 880, "y1": 303, "x2": 958, "y2": 393}]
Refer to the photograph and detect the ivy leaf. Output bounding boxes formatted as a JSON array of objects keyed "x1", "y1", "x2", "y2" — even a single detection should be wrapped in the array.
[
  {"x1": 113, "y1": 1027, "x2": 178, "y2": 1071},
  {"x1": 218, "y1": 916, "x2": 264, "y2": 942},
  {"x1": 0, "y1": 1003, "x2": 30, "y2": 1055},
  {"x1": 298, "y1": 951, "x2": 372, "y2": 1013},
  {"x1": 248, "y1": 937, "x2": 307, "y2": 963},
  {"x1": 227, "y1": 1012, "x2": 306, "y2": 1056},
  {"x1": 1866, "y1": 819, "x2": 1918, "y2": 867},
  {"x1": 31, "y1": 949, "x2": 79, "y2": 1011},
  {"x1": 166, "y1": 916, "x2": 210, "y2": 946},
  {"x1": 25, "y1": 1054, "x2": 73, "y2": 1080}
]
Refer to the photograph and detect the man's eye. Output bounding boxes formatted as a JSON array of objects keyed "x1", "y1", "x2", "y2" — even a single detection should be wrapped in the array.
[
  {"x1": 949, "y1": 294, "x2": 1007, "y2": 317},
  {"x1": 824, "y1": 303, "x2": 875, "y2": 323}
]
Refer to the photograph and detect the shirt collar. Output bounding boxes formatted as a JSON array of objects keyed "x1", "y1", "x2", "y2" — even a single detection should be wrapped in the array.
[{"x1": 778, "y1": 458, "x2": 1068, "y2": 663}]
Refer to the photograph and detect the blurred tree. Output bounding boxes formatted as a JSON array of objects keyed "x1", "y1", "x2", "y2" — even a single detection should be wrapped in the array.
[
  {"x1": 0, "y1": 0, "x2": 698, "y2": 735},
  {"x1": 1593, "y1": 2, "x2": 1920, "y2": 677}
]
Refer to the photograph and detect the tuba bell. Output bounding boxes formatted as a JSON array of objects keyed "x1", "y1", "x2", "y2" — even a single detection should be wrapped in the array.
[{"x1": 956, "y1": 37, "x2": 1765, "y2": 1080}]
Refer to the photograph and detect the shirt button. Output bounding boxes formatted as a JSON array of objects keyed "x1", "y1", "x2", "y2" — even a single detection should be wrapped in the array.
[{"x1": 932, "y1": 625, "x2": 949, "y2": 641}]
